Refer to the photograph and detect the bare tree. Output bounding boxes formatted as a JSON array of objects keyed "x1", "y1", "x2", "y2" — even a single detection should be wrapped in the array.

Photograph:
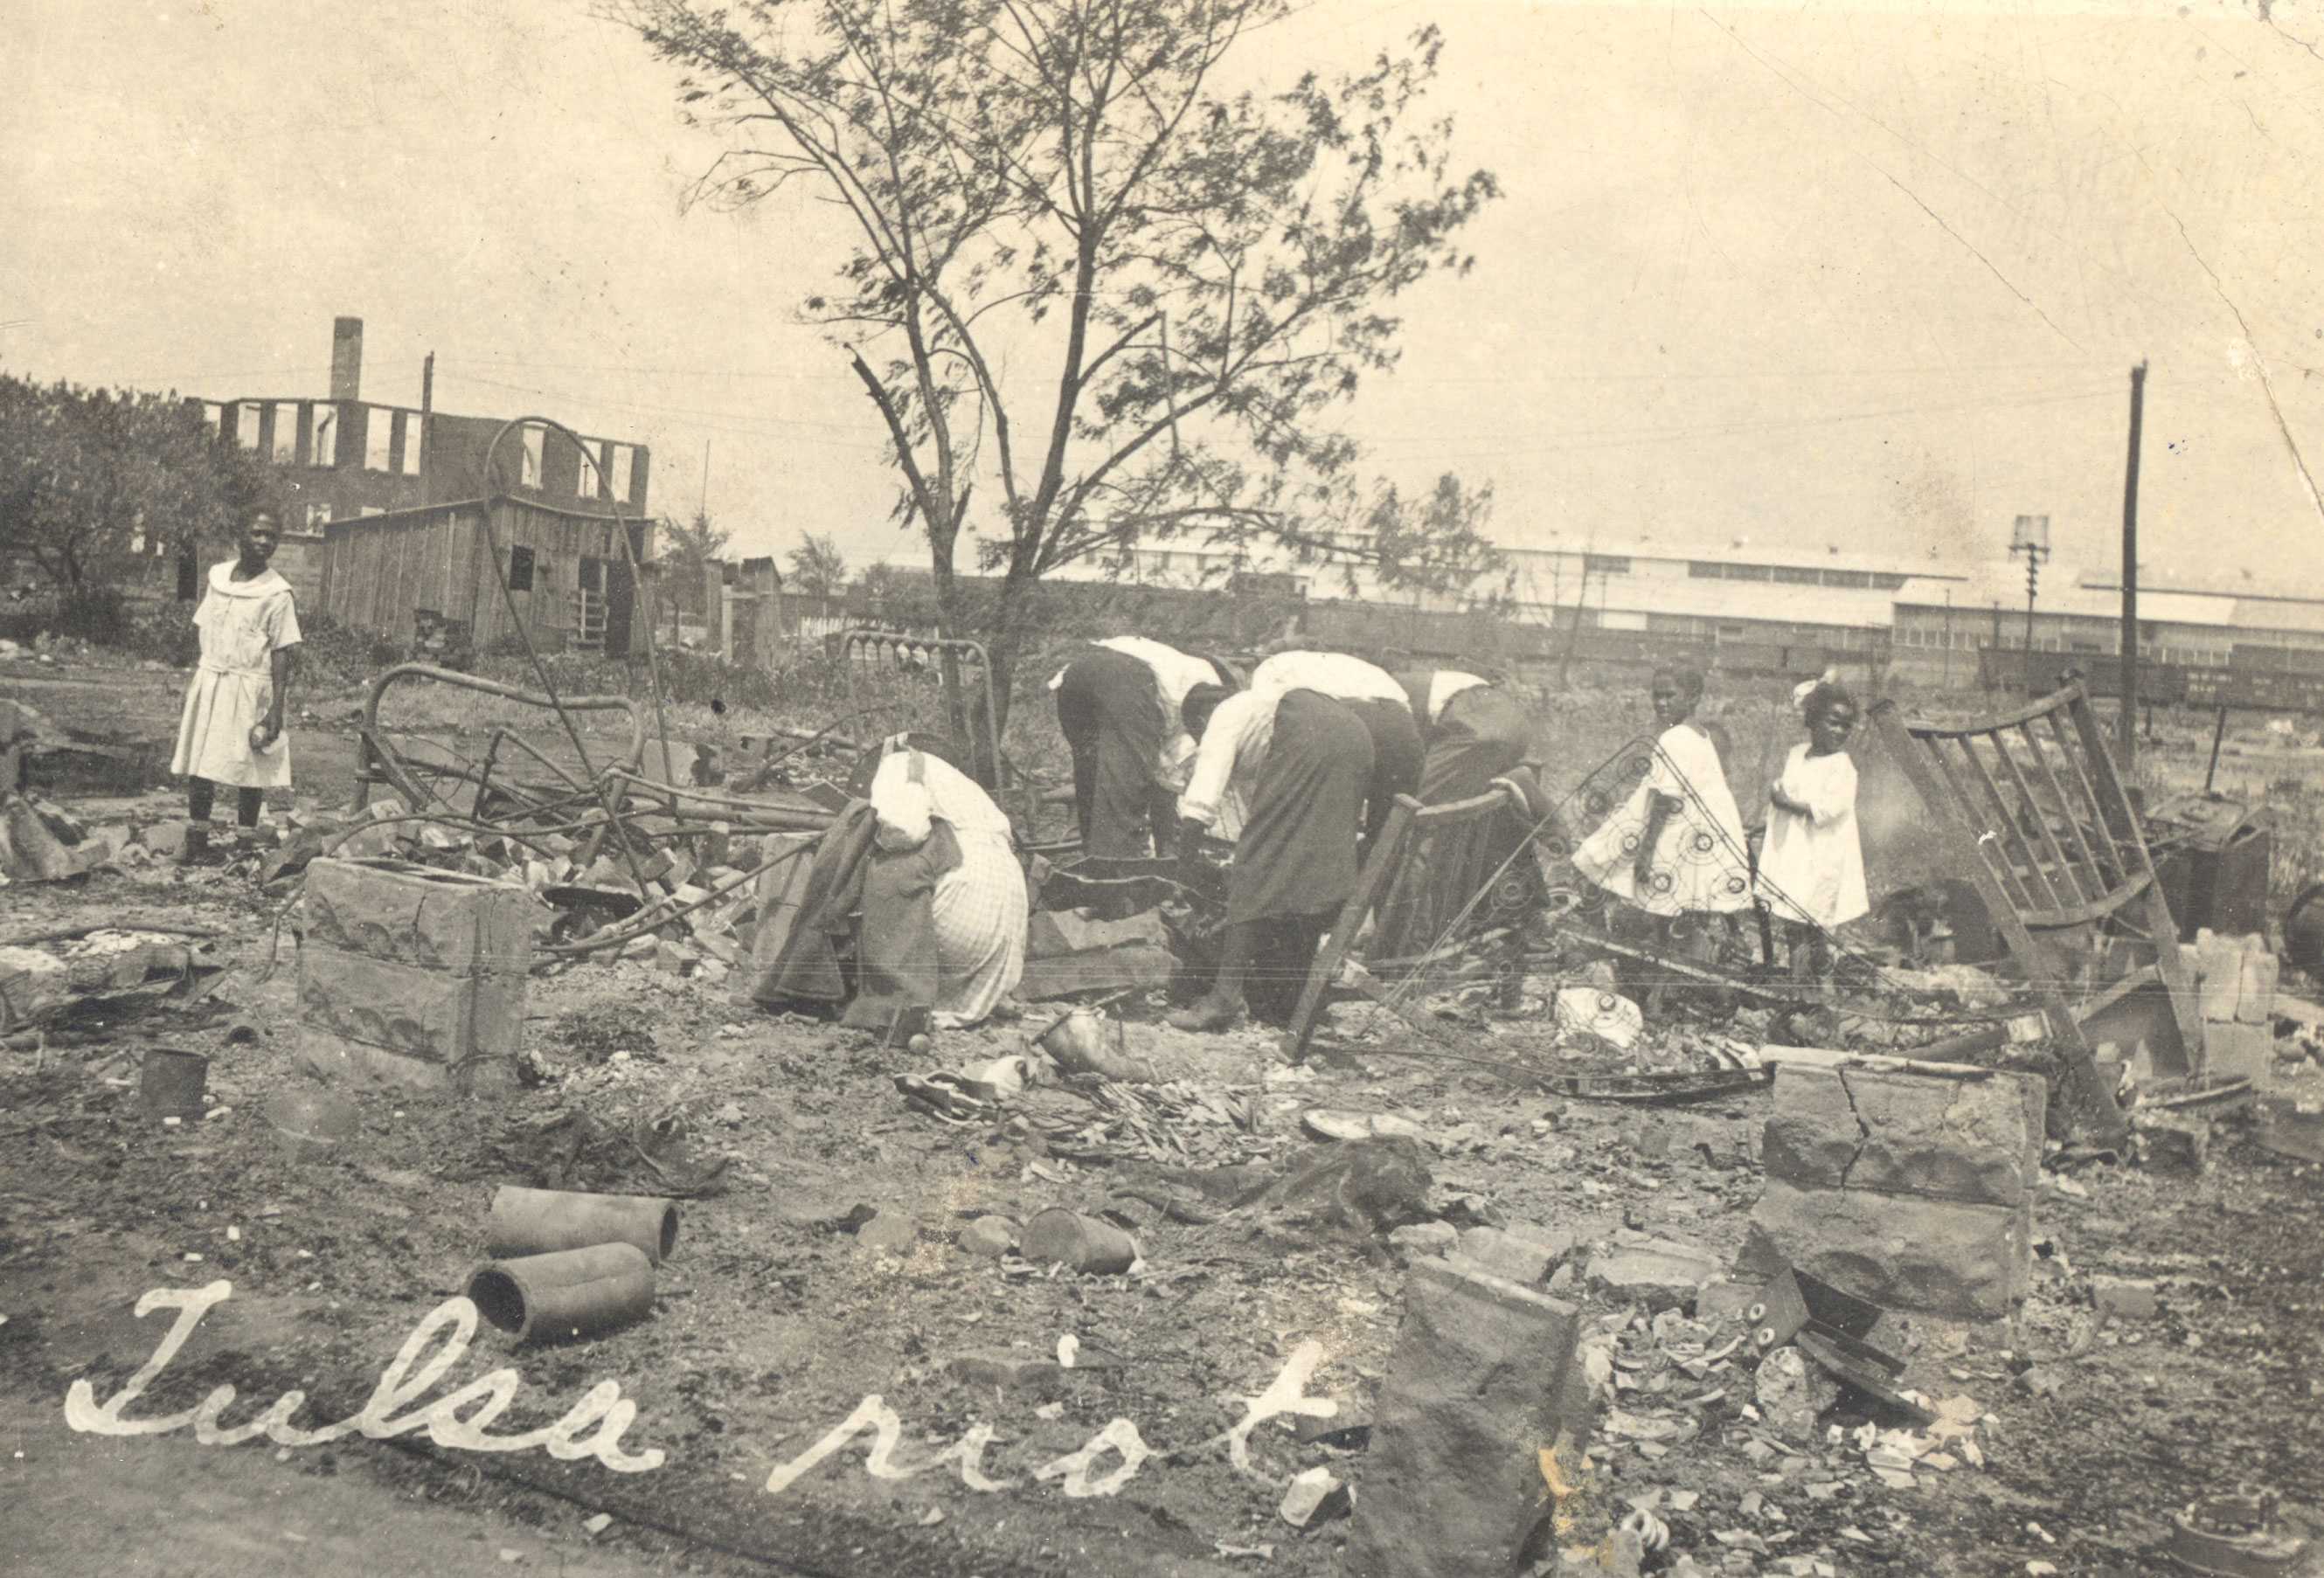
[{"x1": 607, "y1": 0, "x2": 1501, "y2": 717}]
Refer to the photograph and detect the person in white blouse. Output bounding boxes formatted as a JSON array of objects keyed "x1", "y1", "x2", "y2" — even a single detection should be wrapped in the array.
[
  {"x1": 1047, "y1": 637, "x2": 1238, "y2": 858},
  {"x1": 1240, "y1": 648, "x2": 1422, "y2": 847},
  {"x1": 1755, "y1": 676, "x2": 1869, "y2": 982},
  {"x1": 1163, "y1": 650, "x2": 1421, "y2": 1030}
]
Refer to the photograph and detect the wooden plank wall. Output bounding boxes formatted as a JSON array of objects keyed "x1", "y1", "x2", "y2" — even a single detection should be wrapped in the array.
[{"x1": 321, "y1": 500, "x2": 637, "y2": 655}]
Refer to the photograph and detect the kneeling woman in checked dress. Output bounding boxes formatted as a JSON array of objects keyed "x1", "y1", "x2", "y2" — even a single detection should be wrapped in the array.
[{"x1": 864, "y1": 739, "x2": 1028, "y2": 1028}]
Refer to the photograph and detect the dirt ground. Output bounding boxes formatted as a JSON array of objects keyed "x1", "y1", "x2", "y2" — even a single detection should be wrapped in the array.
[{"x1": 7, "y1": 653, "x2": 2324, "y2": 1578}]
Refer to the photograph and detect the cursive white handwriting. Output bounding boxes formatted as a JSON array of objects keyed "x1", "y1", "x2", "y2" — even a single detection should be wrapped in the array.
[{"x1": 64, "y1": 1281, "x2": 663, "y2": 1471}]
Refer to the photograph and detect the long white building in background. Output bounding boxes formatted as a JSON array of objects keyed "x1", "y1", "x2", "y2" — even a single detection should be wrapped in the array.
[{"x1": 1046, "y1": 530, "x2": 2324, "y2": 687}]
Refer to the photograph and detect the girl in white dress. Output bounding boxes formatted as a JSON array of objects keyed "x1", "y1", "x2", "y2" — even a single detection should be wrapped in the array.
[
  {"x1": 1572, "y1": 668, "x2": 1754, "y2": 920},
  {"x1": 170, "y1": 513, "x2": 302, "y2": 862},
  {"x1": 1757, "y1": 676, "x2": 1869, "y2": 980},
  {"x1": 1571, "y1": 668, "x2": 1755, "y2": 1010}
]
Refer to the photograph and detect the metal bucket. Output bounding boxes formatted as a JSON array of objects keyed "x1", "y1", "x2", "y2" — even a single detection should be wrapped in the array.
[{"x1": 139, "y1": 1049, "x2": 210, "y2": 1120}]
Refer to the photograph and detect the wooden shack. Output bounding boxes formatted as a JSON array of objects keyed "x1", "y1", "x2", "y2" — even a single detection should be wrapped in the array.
[{"x1": 315, "y1": 497, "x2": 655, "y2": 657}]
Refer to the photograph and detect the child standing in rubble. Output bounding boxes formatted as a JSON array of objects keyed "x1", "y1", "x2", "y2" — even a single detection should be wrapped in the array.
[
  {"x1": 1756, "y1": 675, "x2": 1868, "y2": 980},
  {"x1": 1571, "y1": 666, "x2": 1753, "y2": 931},
  {"x1": 170, "y1": 510, "x2": 301, "y2": 862}
]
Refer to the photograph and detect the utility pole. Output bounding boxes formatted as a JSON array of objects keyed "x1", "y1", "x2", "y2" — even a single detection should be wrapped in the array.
[
  {"x1": 1942, "y1": 587, "x2": 1954, "y2": 689},
  {"x1": 2010, "y1": 515, "x2": 2051, "y2": 697},
  {"x1": 2119, "y1": 362, "x2": 2147, "y2": 773},
  {"x1": 417, "y1": 351, "x2": 434, "y2": 509}
]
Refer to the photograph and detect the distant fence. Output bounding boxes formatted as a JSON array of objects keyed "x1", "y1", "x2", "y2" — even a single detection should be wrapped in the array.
[{"x1": 1979, "y1": 648, "x2": 2324, "y2": 714}]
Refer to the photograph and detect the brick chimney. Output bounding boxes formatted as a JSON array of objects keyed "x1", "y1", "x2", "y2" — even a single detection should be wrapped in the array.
[{"x1": 330, "y1": 317, "x2": 364, "y2": 402}]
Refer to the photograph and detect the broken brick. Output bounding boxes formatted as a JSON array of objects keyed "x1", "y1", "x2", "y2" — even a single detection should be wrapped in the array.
[
  {"x1": 1450, "y1": 1222, "x2": 1575, "y2": 1286},
  {"x1": 2091, "y1": 1276, "x2": 2160, "y2": 1321}
]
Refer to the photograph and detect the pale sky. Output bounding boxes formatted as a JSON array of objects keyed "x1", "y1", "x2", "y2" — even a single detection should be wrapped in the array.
[{"x1": 6, "y1": 0, "x2": 2322, "y2": 594}]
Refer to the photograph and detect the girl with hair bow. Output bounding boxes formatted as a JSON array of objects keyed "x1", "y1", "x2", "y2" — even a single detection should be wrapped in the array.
[{"x1": 1757, "y1": 671, "x2": 1869, "y2": 980}]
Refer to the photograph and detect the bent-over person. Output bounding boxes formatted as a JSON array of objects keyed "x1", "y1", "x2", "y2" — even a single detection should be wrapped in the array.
[
  {"x1": 1047, "y1": 636, "x2": 1238, "y2": 857},
  {"x1": 1394, "y1": 667, "x2": 1534, "y2": 803},
  {"x1": 170, "y1": 511, "x2": 301, "y2": 862},
  {"x1": 1244, "y1": 648, "x2": 1422, "y2": 848},
  {"x1": 1166, "y1": 684, "x2": 1384, "y2": 1031}
]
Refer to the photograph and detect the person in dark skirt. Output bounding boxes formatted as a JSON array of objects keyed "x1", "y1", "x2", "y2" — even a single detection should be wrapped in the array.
[
  {"x1": 1166, "y1": 686, "x2": 1377, "y2": 1029},
  {"x1": 1395, "y1": 668, "x2": 1534, "y2": 803},
  {"x1": 1394, "y1": 668, "x2": 1548, "y2": 1001},
  {"x1": 1047, "y1": 637, "x2": 1239, "y2": 857},
  {"x1": 1243, "y1": 649, "x2": 1421, "y2": 849}
]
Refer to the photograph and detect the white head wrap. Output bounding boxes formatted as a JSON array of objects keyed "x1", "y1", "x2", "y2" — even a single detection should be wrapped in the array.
[
  {"x1": 871, "y1": 778, "x2": 934, "y2": 851},
  {"x1": 1793, "y1": 668, "x2": 1842, "y2": 716}
]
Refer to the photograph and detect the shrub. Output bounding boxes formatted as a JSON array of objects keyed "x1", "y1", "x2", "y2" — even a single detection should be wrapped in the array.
[
  {"x1": 297, "y1": 611, "x2": 409, "y2": 688},
  {"x1": 121, "y1": 599, "x2": 200, "y2": 668},
  {"x1": 48, "y1": 585, "x2": 132, "y2": 647}
]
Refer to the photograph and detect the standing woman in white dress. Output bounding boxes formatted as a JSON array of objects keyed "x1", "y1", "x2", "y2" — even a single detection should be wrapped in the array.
[
  {"x1": 170, "y1": 511, "x2": 302, "y2": 862},
  {"x1": 1756, "y1": 676, "x2": 1869, "y2": 981}
]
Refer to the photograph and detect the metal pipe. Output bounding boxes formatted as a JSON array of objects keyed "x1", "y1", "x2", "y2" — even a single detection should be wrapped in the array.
[
  {"x1": 468, "y1": 1243, "x2": 654, "y2": 1343},
  {"x1": 486, "y1": 1186, "x2": 680, "y2": 1265}
]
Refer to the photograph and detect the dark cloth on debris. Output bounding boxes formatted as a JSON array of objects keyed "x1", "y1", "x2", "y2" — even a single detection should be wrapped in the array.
[
  {"x1": 1341, "y1": 696, "x2": 1424, "y2": 848},
  {"x1": 1055, "y1": 646, "x2": 1175, "y2": 858},
  {"x1": 746, "y1": 799, "x2": 963, "y2": 1028},
  {"x1": 1227, "y1": 689, "x2": 1374, "y2": 927}
]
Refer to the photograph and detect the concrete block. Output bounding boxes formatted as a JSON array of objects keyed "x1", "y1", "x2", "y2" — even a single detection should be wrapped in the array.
[
  {"x1": 1749, "y1": 1178, "x2": 2031, "y2": 1320},
  {"x1": 297, "y1": 942, "x2": 525, "y2": 1069},
  {"x1": 1389, "y1": 1222, "x2": 1458, "y2": 1256},
  {"x1": 295, "y1": 1022, "x2": 513, "y2": 1094},
  {"x1": 2201, "y1": 1021, "x2": 2280, "y2": 1089},
  {"x1": 1345, "y1": 1260, "x2": 1581, "y2": 1578},
  {"x1": 1763, "y1": 1065, "x2": 2045, "y2": 1207},
  {"x1": 2195, "y1": 931, "x2": 2244, "y2": 1023},
  {"x1": 1450, "y1": 1222, "x2": 1576, "y2": 1287},
  {"x1": 304, "y1": 857, "x2": 533, "y2": 976}
]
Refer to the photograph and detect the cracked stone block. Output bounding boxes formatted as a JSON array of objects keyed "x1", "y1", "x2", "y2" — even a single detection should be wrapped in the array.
[
  {"x1": 1450, "y1": 1222, "x2": 1577, "y2": 1286},
  {"x1": 297, "y1": 942, "x2": 524, "y2": 1083},
  {"x1": 1749, "y1": 1178, "x2": 2031, "y2": 1320},
  {"x1": 1762, "y1": 1064, "x2": 2044, "y2": 1207},
  {"x1": 304, "y1": 857, "x2": 534, "y2": 976},
  {"x1": 1345, "y1": 1260, "x2": 1581, "y2": 1578}
]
